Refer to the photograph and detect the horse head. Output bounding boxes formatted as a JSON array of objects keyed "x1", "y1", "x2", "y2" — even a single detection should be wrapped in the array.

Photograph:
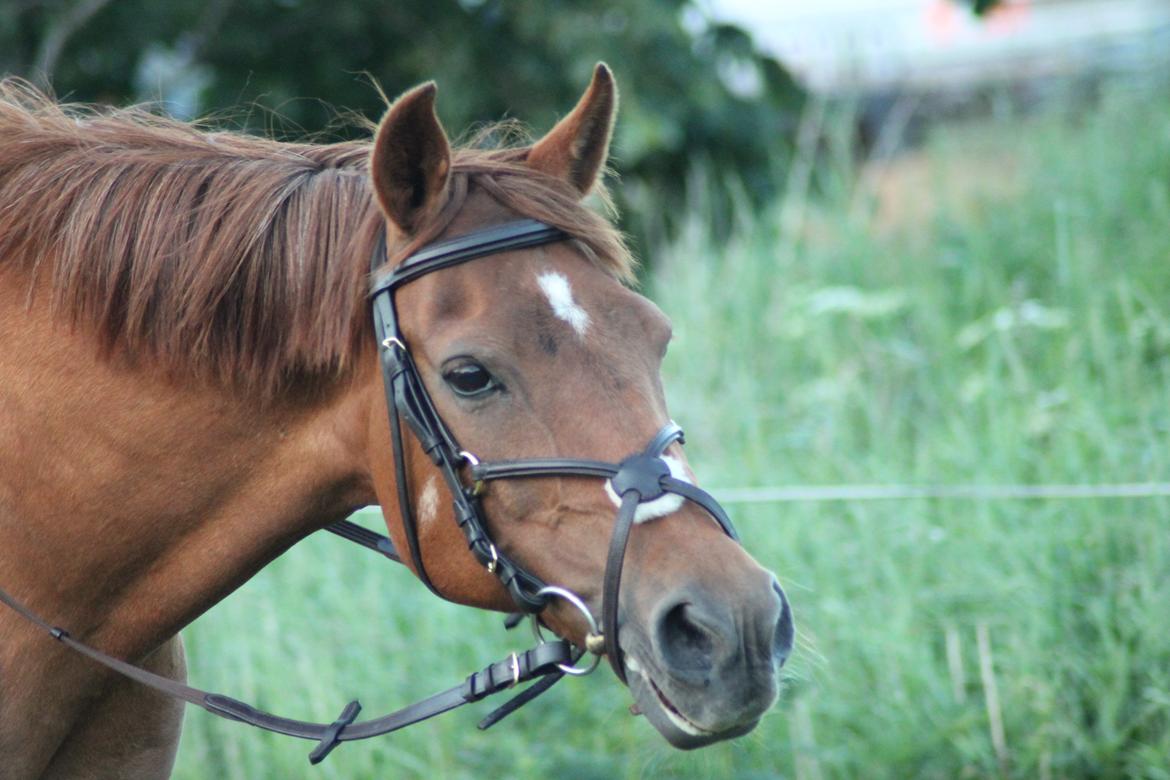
[{"x1": 363, "y1": 64, "x2": 794, "y2": 748}]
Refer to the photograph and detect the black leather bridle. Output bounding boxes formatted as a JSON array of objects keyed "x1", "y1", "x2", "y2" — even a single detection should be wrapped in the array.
[
  {"x1": 367, "y1": 218, "x2": 738, "y2": 684},
  {"x1": 0, "y1": 217, "x2": 738, "y2": 764}
]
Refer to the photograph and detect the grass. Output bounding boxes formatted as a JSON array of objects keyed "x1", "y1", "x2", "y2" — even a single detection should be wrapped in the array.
[{"x1": 175, "y1": 85, "x2": 1170, "y2": 779}]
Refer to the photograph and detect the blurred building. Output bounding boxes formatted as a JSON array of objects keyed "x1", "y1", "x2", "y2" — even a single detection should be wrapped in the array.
[{"x1": 713, "y1": 0, "x2": 1170, "y2": 95}]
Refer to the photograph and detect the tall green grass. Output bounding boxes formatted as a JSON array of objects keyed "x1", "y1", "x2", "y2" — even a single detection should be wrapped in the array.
[{"x1": 175, "y1": 87, "x2": 1170, "y2": 779}]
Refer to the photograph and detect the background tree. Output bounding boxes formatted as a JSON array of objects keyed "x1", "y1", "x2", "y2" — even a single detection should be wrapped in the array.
[{"x1": 0, "y1": 0, "x2": 805, "y2": 248}]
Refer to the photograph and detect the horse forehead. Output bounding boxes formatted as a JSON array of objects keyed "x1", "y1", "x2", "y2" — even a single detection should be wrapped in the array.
[
  {"x1": 524, "y1": 251, "x2": 656, "y2": 330},
  {"x1": 410, "y1": 245, "x2": 664, "y2": 363}
]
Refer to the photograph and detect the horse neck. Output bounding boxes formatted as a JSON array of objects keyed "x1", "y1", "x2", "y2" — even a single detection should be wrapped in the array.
[{"x1": 0, "y1": 279, "x2": 378, "y2": 659}]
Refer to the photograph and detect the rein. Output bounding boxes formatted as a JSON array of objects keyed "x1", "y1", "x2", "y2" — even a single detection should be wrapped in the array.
[{"x1": 0, "y1": 218, "x2": 738, "y2": 764}]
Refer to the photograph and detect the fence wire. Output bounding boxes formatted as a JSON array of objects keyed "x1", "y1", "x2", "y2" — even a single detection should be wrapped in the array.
[
  {"x1": 712, "y1": 482, "x2": 1170, "y2": 504},
  {"x1": 349, "y1": 482, "x2": 1170, "y2": 512}
]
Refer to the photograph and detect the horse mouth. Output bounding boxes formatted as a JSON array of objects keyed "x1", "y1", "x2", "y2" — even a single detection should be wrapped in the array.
[
  {"x1": 624, "y1": 655, "x2": 760, "y2": 749},
  {"x1": 646, "y1": 676, "x2": 714, "y2": 735}
]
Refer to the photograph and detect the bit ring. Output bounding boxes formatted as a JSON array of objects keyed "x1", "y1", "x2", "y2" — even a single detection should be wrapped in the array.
[{"x1": 532, "y1": 586, "x2": 602, "y2": 676}]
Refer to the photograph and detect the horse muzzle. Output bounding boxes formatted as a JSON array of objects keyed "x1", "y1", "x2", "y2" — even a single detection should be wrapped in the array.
[{"x1": 622, "y1": 574, "x2": 794, "y2": 748}]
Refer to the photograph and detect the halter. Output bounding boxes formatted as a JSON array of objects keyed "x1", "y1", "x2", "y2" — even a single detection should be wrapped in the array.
[{"x1": 0, "y1": 218, "x2": 738, "y2": 764}]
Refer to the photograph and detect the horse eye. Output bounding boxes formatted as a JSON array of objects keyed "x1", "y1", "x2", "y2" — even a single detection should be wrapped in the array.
[{"x1": 442, "y1": 361, "x2": 498, "y2": 398}]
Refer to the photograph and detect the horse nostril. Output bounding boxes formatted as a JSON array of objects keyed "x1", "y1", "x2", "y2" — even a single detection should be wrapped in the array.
[
  {"x1": 656, "y1": 601, "x2": 719, "y2": 675},
  {"x1": 772, "y1": 580, "x2": 795, "y2": 668}
]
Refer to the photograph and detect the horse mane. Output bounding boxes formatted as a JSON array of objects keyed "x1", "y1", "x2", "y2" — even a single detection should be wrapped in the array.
[{"x1": 0, "y1": 78, "x2": 634, "y2": 401}]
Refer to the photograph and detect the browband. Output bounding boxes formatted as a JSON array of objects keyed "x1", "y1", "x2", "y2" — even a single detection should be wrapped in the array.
[{"x1": 371, "y1": 218, "x2": 568, "y2": 295}]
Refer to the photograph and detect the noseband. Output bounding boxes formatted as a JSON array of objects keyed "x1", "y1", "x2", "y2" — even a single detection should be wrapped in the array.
[
  {"x1": 0, "y1": 218, "x2": 740, "y2": 764},
  {"x1": 370, "y1": 218, "x2": 738, "y2": 683}
]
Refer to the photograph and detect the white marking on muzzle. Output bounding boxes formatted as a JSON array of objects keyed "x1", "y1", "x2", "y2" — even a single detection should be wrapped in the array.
[
  {"x1": 537, "y1": 271, "x2": 590, "y2": 337},
  {"x1": 604, "y1": 455, "x2": 690, "y2": 523}
]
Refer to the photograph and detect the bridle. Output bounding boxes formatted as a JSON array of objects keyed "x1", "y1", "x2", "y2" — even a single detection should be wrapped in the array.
[
  {"x1": 0, "y1": 217, "x2": 738, "y2": 764},
  {"x1": 368, "y1": 217, "x2": 739, "y2": 682}
]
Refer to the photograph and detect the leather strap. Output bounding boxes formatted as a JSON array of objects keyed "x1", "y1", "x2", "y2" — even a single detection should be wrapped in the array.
[
  {"x1": 472, "y1": 459, "x2": 618, "y2": 481},
  {"x1": 600, "y1": 424, "x2": 683, "y2": 682},
  {"x1": 371, "y1": 219, "x2": 567, "y2": 295},
  {"x1": 0, "y1": 582, "x2": 573, "y2": 765},
  {"x1": 602, "y1": 491, "x2": 641, "y2": 683},
  {"x1": 325, "y1": 520, "x2": 401, "y2": 563}
]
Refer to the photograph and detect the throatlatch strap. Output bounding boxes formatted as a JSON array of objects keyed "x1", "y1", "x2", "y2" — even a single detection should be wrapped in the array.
[
  {"x1": 324, "y1": 521, "x2": 401, "y2": 563},
  {"x1": 389, "y1": 400, "x2": 441, "y2": 597}
]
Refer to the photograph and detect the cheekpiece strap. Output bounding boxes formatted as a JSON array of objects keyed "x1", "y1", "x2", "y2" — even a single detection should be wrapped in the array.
[{"x1": 368, "y1": 219, "x2": 570, "y2": 611}]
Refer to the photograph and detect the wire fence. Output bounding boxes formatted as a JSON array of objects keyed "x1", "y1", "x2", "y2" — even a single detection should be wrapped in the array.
[
  {"x1": 712, "y1": 482, "x2": 1170, "y2": 504},
  {"x1": 348, "y1": 482, "x2": 1170, "y2": 512}
]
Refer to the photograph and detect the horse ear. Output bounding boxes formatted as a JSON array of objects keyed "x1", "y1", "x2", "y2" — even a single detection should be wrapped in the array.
[
  {"x1": 370, "y1": 82, "x2": 452, "y2": 235},
  {"x1": 527, "y1": 63, "x2": 618, "y2": 196}
]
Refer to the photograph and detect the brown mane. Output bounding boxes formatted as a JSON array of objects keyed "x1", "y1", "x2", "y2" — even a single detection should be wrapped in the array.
[{"x1": 0, "y1": 78, "x2": 634, "y2": 400}]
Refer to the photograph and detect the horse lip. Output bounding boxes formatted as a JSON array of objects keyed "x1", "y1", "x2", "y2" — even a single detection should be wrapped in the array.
[
  {"x1": 623, "y1": 652, "x2": 750, "y2": 747},
  {"x1": 625, "y1": 652, "x2": 710, "y2": 734},
  {"x1": 646, "y1": 674, "x2": 714, "y2": 736}
]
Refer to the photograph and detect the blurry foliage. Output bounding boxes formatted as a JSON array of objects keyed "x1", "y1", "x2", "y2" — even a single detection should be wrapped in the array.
[
  {"x1": 0, "y1": 0, "x2": 805, "y2": 249},
  {"x1": 971, "y1": 0, "x2": 1004, "y2": 16}
]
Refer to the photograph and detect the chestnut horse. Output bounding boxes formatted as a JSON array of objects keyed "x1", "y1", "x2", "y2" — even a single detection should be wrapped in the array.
[{"x1": 0, "y1": 65, "x2": 792, "y2": 779}]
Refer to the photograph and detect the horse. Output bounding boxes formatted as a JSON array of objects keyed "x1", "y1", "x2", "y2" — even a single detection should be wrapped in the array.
[{"x1": 0, "y1": 64, "x2": 793, "y2": 778}]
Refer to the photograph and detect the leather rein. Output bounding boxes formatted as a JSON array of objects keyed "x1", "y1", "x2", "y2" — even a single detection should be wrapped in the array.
[{"x1": 0, "y1": 218, "x2": 738, "y2": 765}]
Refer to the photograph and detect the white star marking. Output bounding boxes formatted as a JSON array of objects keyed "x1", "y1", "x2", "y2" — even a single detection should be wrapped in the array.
[{"x1": 537, "y1": 271, "x2": 590, "y2": 337}]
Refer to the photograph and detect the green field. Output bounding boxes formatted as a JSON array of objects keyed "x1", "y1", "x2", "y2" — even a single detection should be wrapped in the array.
[{"x1": 175, "y1": 88, "x2": 1170, "y2": 779}]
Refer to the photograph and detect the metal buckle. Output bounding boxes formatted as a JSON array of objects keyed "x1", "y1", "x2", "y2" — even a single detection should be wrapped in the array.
[
  {"x1": 381, "y1": 336, "x2": 406, "y2": 351},
  {"x1": 508, "y1": 652, "x2": 520, "y2": 687},
  {"x1": 531, "y1": 586, "x2": 602, "y2": 676},
  {"x1": 486, "y1": 544, "x2": 499, "y2": 574}
]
